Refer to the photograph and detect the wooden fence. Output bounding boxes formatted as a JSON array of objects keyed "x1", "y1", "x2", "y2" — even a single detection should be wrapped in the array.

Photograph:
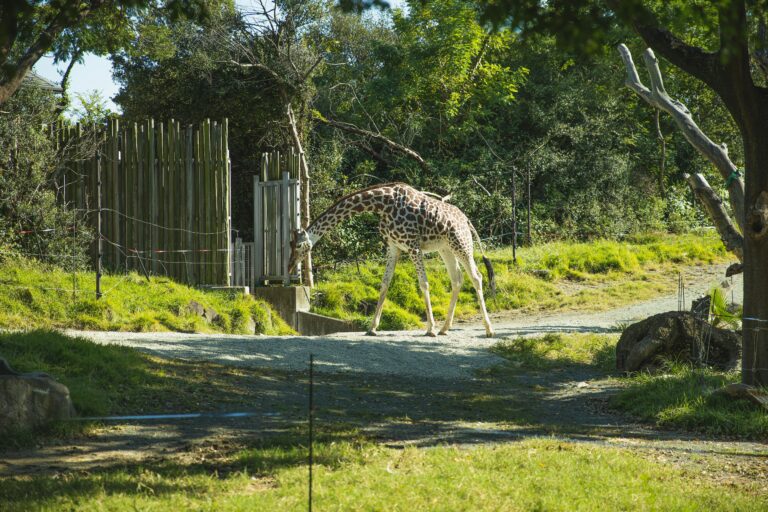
[
  {"x1": 249, "y1": 149, "x2": 301, "y2": 287},
  {"x1": 52, "y1": 118, "x2": 231, "y2": 286}
]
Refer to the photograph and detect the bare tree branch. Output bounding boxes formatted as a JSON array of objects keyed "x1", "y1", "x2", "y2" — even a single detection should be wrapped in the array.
[
  {"x1": 684, "y1": 173, "x2": 743, "y2": 262},
  {"x1": 318, "y1": 116, "x2": 431, "y2": 172},
  {"x1": 618, "y1": 44, "x2": 745, "y2": 230}
]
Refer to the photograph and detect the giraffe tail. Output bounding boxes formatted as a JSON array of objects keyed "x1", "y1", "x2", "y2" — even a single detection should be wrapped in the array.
[{"x1": 469, "y1": 221, "x2": 496, "y2": 296}]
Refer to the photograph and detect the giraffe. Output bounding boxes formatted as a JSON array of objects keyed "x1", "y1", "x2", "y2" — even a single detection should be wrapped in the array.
[{"x1": 288, "y1": 182, "x2": 496, "y2": 338}]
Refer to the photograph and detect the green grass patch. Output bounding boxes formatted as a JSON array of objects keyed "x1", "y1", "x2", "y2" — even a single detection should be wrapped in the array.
[
  {"x1": 611, "y1": 365, "x2": 768, "y2": 439},
  {"x1": 0, "y1": 330, "x2": 274, "y2": 447},
  {"x1": 313, "y1": 231, "x2": 729, "y2": 330},
  {"x1": 491, "y1": 333, "x2": 617, "y2": 372},
  {"x1": 1, "y1": 437, "x2": 763, "y2": 511},
  {"x1": 0, "y1": 256, "x2": 292, "y2": 334}
]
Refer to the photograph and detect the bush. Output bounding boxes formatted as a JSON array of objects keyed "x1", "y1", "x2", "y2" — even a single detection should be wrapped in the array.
[{"x1": 0, "y1": 88, "x2": 92, "y2": 268}]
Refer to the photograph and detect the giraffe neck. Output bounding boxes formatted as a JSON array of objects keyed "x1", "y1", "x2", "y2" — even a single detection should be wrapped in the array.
[{"x1": 307, "y1": 185, "x2": 393, "y2": 243}]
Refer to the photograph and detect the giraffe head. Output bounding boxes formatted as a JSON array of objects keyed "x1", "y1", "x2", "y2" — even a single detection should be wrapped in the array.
[{"x1": 288, "y1": 228, "x2": 312, "y2": 274}]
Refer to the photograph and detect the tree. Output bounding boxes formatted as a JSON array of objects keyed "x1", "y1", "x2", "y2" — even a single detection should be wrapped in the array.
[
  {"x1": 477, "y1": 0, "x2": 768, "y2": 387},
  {"x1": 0, "y1": 0, "x2": 214, "y2": 106}
]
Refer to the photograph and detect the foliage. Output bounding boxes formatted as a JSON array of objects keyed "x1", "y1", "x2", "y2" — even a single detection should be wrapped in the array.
[
  {"x1": 0, "y1": 256, "x2": 292, "y2": 334},
  {"x1": 612, "y1": 365, "x2": 768, "y2": 439},
  {"x1": 0, "y1": 0, "x2": 220, "y2": 105},
  {"x1": 0, "y1": 87, "x2": 92, "y2": 268},
  {"x1": 2, "y1": 437, "x2": 764, "y2": 510},
  {"x1": 708, "y1": 286, "x2": 742, "y2": 329},
  {"x1": 112, "y1": 1, "x2": 325, "y2": 241},
  {"x1": 312, "y1": 232, "x2": 728, "y2": 329},
  {"x1": 69, "y1": 90, "x2": 116, "y2": 125}
]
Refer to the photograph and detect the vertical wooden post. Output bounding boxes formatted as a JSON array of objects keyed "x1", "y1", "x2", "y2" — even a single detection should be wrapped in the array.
[
  {"x1": 527, "y1": 166, "x2": 532, "y2": 246},
  {"x1": 96, "y1": 150, "x2": 103, "y2": 299},
  {"x1": 186, "y1": 125, "x2": 195, "y2": 284},
  {"x1": 147, "y1": 119, "x2": 157, "y2": 275},
  {"x1": 512, "y1": 167, "x2": 517, "y2": 264},
  {"x1": 281, "y1": 170, "x2": 291, "y2": 286},
  {"x1": 223, "y1": 118, "x2": 231, "y2": 286},
  {"x1": 195, "y1": 126, "x2": 204, "y2": 285},
  {"x1": 254, "y1": 173, "x2": 263, "y2": 286}
]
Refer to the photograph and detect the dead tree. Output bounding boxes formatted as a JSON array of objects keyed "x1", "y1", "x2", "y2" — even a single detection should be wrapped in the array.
[
  {"x1": 618, "y1": 45, "x2": 744, "y2": 271},
  {"x1": 287, "y1": 104, "x2": 313, "y2": 287}
]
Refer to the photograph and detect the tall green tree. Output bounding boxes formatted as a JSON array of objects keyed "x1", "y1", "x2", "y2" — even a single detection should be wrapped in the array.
[{"x1": 0, "y1": 1, "x2": 216, "y2": 106}]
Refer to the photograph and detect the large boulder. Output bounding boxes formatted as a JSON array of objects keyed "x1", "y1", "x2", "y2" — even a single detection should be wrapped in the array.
[
  {"x1": 0, "y1": 358, "x2": 75, "y2": 433},
  {"x1": 616, "y1": 311, "x2": 741, "y2": 372}
]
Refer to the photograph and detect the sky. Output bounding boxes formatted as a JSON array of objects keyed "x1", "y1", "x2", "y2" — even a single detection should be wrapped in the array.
[{"x1": 32, "y1": 0, "x2": 405, "y2": 118}]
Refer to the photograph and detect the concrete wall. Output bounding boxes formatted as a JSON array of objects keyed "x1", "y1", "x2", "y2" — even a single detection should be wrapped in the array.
[
  {"x1": 251, "y1": 286, "x2": 310, "y2": 329},
  {"x1": 297, "y1": 311, "x2": 358, "y2": 336},
  {"x1": 251, "y1": 286, "x2": 357, "y2": 335}
]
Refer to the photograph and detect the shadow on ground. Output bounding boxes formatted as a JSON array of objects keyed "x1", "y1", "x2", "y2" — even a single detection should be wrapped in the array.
[{"x1": 3, "y1": 331, "x2": 766, "y2": 485}]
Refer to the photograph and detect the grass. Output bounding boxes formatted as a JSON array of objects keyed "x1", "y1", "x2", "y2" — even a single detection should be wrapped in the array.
[
  {"x1": 312, "y1": 231, "x2": 729, "y2": 330},
  {"x1": 2, "y1": 331, "x2": 767, "y2": 508},
  {"x1": 490, "y1": 333, "x2": 617, "y2": 372},
  {"x1": 611, "y1": 364, "x2": 768, "y2": 439},
  {"x1": 491, "y1": 333, "x2": 768, "y2": 439},
  {"x1": 0, "y1": 256, "x2": 292, "y2": 334},
  {"x1": 1, "y1": 436, "x2": 764, "y2": 511},
  {"x1": 0, "y1": 330, "x2": 265, "y2": 447}
]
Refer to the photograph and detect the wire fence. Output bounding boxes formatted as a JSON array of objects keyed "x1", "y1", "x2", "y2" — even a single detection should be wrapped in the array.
[{"x1": 3, "y1": 210, "x2": 247, "y2": 302}]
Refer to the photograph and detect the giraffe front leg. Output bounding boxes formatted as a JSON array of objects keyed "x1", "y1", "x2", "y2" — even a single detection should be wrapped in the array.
[
  {"x1": 367, "y1": 244, "x2": 400, "y2": 336},
  {"x1": 439, "y1": 249, "x2": 462, "y2": 335},
  {"x1": 410, "y1": 250, "x2": 437, "y2": 337}
]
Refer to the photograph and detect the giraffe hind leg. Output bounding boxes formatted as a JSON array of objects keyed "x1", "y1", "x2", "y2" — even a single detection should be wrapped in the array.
[{"x1": 458, "y1": 252, "x2": 495, "y2": 338}]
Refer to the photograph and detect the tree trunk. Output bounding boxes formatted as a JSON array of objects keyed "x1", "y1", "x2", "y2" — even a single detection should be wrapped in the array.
[{"x1": 741, "y1": 123, "x2": 768, "y2": 386}]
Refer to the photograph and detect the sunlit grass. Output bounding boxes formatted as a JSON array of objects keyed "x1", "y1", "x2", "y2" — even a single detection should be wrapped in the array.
[
  {"x1": 0, "y1": 256, "x2": 292, "y2": 334},
  {"x1": 491, "y1": 333, "x2": 617, "y2": 372},
  {"x1": 1, "y1": 438, "x2": 763, "y2": 511}
]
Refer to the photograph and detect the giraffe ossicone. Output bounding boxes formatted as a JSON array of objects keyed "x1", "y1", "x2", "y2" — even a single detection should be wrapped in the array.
[{"x1": 288, "y1": 182, "x2": 495, "y2": 338}]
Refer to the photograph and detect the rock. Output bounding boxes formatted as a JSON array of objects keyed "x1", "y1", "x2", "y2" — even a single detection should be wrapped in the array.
[
  {"x1": 245, "y1": 315, "x2": 257, "y2": 334},
  {"x1": 616, "y1": 311, "x2": 741, "y2": 372},
  {"x1": 187, "y1": 300, "x2": 220, "y2": 324},
  {"x1": 187, "y1": 300, "x2": 205, "y2": 317},
  {"x1": 691, "y1": 295, "x2": 711, "y2": 321},
  {"x1": 0, "y1": 358, "x2": 75, "y2": 433},
  {"x1": 720, "y1": 383, "x2": 768, "y2": 411},
  {"x1": 203, "y1": 306, "x2": 220, "y2": 324}
]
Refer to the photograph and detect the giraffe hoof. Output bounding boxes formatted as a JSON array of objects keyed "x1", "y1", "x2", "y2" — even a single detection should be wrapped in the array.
[
  {"x1": 438, "y1": 330, "x2": 448, "y2": 336},
  {"x1": 365, "y1": 330, "x2": 377, "y2": 337},
  {"x1": 425, "y1": 331, "x2": 437, "y2": 337},
  {"x1": 486, "y1": 331, "x2": 495, "y2": 338}
]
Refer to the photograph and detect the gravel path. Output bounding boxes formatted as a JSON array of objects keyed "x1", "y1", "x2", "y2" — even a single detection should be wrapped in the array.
[{"x1": 69, "y1": 264, "x2": 741, "y2": 380}]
